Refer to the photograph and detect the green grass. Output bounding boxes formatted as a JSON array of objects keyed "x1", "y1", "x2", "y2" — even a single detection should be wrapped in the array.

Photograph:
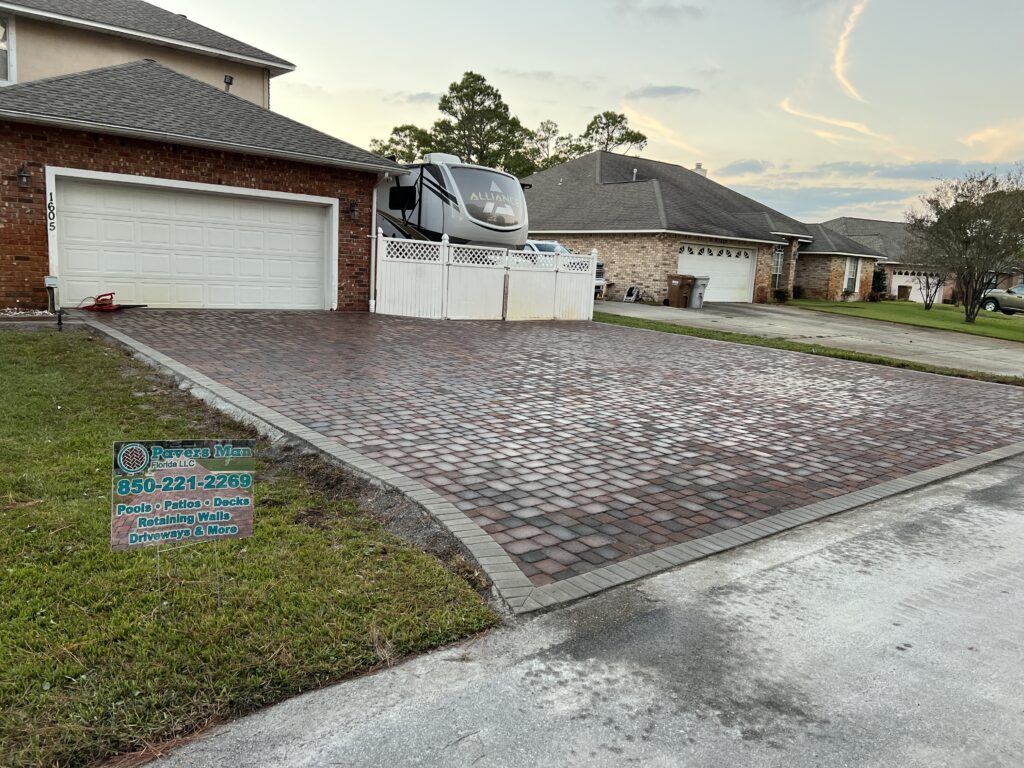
[
  {"x1": 594, "y1": 311, "x2": 1024, "y2": 388},
  {"x1": 0, "y1": 331, "x2": 497, "y2": 767},
  {"x1": 789, "y1": 299, "x2": 1024, "y2": 343}
]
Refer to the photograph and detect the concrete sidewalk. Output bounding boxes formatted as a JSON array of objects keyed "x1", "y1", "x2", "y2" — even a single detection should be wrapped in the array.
[
  {"x1": 597, "y1": 301, "x2": 1024, "y2": 378},
  {"x1": 154, "y1": 459, "x2": 1024, "y2": 768}
]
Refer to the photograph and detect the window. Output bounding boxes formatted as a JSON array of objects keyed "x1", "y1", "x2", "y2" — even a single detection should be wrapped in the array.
[
  {"x1": 844, "y1": 257, "x2": 859, "y2": 294},
  {"x1": 771, "y1": 246, "x2": 785, "y2": 289},
  {"x1": 0, "y1": 16, "x2": 13, "y2": 84}
]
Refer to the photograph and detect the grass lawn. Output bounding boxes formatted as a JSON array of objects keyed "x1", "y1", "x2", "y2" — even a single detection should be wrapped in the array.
[
  {"x1": 594, "y1": 312, "x2": 1024, "y2": 388},
  {"x1": 0, "y1": 330, "x2": 497, "y2": 767},
  {"x1": 789, "y1": 299, "x2": 1024, "y2": 343}
]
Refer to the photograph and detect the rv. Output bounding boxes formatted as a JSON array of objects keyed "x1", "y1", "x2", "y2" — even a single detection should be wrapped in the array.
[{"x1": 376, "y1": 153, "x2": 529, "y2": 249}]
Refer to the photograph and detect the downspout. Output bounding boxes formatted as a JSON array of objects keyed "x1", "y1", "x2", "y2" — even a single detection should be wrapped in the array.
[{"x1": 369, "y1": 174, "x2": 382, "y2": 313}]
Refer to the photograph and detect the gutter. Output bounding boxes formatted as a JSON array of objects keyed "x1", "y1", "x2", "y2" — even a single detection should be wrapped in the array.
[
  {"x1": 529, "y1": 229, "x2": 787, "y2": 246},
  {"x1": 0, "y1": 110, "x2": 407, "y2": 176}
]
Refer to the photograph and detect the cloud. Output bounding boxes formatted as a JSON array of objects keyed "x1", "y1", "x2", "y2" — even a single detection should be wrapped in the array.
[
  {"x1": 497, "y1": 69, "x2": 557, "y2": 81},
  {"x1": 779, "y1": 97, "x2": 885, "y2": 139},
  {"x1": 731, "y1": 184, "x2": 918, "y2": 221},
  {"x1": 696, "y1": 65, "x2": 723, "y2": 78},
  {"x1": 718, "y1": 159, "x2": 775, "y2": 176},
  {"x1": 622, "y1": 106, "x2": 701, "y2": 155},
  {"x1": 962, "y1": 118, "x2": 1024, "y2": 162},
  {"x1": 613, "y1": 0, "x2": 704, "y2": 21},
  {"x1": 403, "y1": 91, "x2": 441, "y2": 105},
  {"x1": 833, "y1": 0, "x2": 870, "y2": 102},
  {"x1": 626, "y1": 84, "x2": 700, "y2": 99}
]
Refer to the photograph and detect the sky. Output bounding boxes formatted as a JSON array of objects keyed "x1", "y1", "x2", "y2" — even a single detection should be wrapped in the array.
[{"x1": 169, "y1": 0, "x2": 1024, "y2": 223}]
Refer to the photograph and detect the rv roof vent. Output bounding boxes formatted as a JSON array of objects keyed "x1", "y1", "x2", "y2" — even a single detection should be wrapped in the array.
[{"x1": 422, "y1": 153, "x2": 463, "y2": 166}]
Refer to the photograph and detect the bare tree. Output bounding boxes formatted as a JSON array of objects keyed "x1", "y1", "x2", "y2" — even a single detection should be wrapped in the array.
[
  {"x1": 906, "y1": 170, "x2": 1024, "y2": 323},
  {"x1": 912, "y1": 270, "x2": 948, "y2": 310}
]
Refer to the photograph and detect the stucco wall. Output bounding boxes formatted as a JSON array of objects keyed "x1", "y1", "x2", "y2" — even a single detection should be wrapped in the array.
[
  {"x1": 532, "y1": 232, "x2": 774, "y2": 303},
  {"x1": 0, "y1": 122, "x2": 375, "y2": 310},
  {"x1": 11, "y1": 16, "x2": 271, "y2": 106}
]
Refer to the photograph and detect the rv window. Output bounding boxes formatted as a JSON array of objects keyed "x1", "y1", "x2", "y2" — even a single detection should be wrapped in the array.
[
  {"x1": 449, "y1": 168, "x2": 525, "y2": 228},
  {"x1": 389, "y1": 186, "x2": 417, "y2": 212}
]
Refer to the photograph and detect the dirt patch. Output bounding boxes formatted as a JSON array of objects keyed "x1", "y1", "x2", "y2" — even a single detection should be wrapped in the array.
[{"x1": 264, "y1": 443, "x2": 493, "y2": 598}]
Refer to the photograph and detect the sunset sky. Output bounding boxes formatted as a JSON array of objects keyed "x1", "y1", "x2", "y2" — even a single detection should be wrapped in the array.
[{"x1": 170, "y1": 0, "x2": 1023, "y2": 222}]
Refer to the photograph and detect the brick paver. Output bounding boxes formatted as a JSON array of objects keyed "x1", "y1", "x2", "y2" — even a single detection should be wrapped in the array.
[{"x1": 98, "y1": 311, "x2": 1024, "y2": 586}]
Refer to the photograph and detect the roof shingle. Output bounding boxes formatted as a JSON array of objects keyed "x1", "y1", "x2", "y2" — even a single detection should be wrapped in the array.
[
  {"x1": 0, "y1": 60, "x2": 399, "y2": 173},
  {"x1": 821, "y1": 216, "x2": 912, "y2": 263},
  {"x1": 0, "y1": 0, "x2": 293, "y2": 71}
]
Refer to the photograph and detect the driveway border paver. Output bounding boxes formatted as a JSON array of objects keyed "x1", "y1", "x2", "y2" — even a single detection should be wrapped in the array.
[{"x1": 83, "y1": 316, "x2": 1024, "y2": 615}]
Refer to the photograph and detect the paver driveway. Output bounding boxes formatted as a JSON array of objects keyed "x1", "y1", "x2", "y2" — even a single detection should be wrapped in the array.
[{"x1": 96, "y1": 312, "x2": 1024, "y2": 592}]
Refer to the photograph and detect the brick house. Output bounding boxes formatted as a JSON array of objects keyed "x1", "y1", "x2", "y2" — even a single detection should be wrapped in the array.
[
  {"x1": 823, "y1": 216, "x2": 1024, "y2": 303},
  {"x1": 523, "y1": 152, "x2": 883, "y2": 304},
  {"x1": 0, "y1": 1, "x2": 398, "y2": 311}
]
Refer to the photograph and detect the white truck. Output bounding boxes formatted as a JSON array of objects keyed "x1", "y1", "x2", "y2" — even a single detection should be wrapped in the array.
[{"x1": 376, "y1": 153, "x2": 529, "y2": 249}]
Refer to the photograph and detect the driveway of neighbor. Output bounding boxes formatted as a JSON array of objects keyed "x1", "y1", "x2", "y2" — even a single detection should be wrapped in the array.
[
  {"x1": 152, "y1": 460, "x2": 1024, "y2": 768},
  {"x1": 598, "y1": 301, "x2": 1024, "y2": 378},
  {"x1": 91, "y1": 311, "x2": 1024, "y2": 610}
]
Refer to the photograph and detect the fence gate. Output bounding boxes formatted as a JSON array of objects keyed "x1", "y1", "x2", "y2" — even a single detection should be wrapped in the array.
[{"x1": 374, "y1": 231, "x2": 596, "y2": 322}]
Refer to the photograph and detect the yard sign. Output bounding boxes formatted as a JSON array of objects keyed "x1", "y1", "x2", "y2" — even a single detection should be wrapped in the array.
[{"x1": 111, "y1": 440, "x2": 255, "y2": 551}]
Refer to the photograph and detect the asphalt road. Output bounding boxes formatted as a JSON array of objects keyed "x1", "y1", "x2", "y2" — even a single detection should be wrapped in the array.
[
  {"x1": 156, "y1": 457, "x2": 1024, "y2": 768},
  {"x1": 598, "y1": 301, "x2": 1024, "y2": 378}
]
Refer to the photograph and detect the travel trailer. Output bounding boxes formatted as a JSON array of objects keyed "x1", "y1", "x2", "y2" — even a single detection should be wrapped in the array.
[{"x1": 376, "y1": 153, "x2": 529, "y2": 248}]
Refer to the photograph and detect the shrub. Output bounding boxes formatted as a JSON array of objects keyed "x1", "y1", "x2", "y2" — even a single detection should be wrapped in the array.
[
  {"x1": 773, "y1": 288, "x2": 790, "y2": 304},
  {"x1": 871, "y1": 266, "x2": 888, "y2": 296},
  {"x1": 792, "y1": 285, "x2": 805, "y2": 299},
  {"x1": 868, "y1": 291, "x2": 882, "y2": 302}
]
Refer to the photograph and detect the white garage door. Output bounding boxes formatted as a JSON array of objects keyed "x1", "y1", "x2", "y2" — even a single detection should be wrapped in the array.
[
  {"x1": 677, "y1": 244, "x2": 755, "y2": 303},
  {"x1": 56, "y1": 178, "x2": 331, "y2": 309}
]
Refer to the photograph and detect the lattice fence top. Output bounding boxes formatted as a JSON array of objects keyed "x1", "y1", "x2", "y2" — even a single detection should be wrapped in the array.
[
  {"x1": 383, "y1": 238, "x2": 442, "y2": 262},
  {"x1": 451, "y1": 244, "x2": 507, "y2": 268},
  {"x1": 508, "y1": 251, "x2": 557, "y2": 270},
  {"x1": 560, "y1": 255, "x2": 595, "y2": 273}
]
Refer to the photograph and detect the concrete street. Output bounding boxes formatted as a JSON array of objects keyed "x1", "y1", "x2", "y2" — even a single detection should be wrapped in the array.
[
  {"x1": 156, "y1": 458, "x2": 1024, "y2": 768},
  {"x1": 598, "y1": 301, "x2": 1024, "y2": 378}
]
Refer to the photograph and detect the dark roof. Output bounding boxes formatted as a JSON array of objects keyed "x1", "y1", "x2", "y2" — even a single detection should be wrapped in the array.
[
  {"x1": 0, "y1": 0, "x2": 294, "y2": 73},
  {"x1": 800, "y1": 223, "x2": 886, "y2": 259},
  {"x1": 524, "y1": 151, "x2": 814, "y2": 245},
  {"x1": 0, "y1": 60, "x2": 399, "y2": 173},
  {"x1": 821, "y1": 216, "x2": 911, "y2": 263}
]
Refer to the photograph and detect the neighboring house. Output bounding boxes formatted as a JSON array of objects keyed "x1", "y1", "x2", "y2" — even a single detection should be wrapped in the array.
[
  {"x1": 523, "y1": 152, "x2": 883, "y2": 304},
  {"x1": 0, "y1": 1, "x2": 399, "y2": 312},
  {"x1": 824, "y1": 216, "x2": 1024, "y2": 303},
  {"x1": 0, "y1": 0, "x2": 293, "y2": 105}
]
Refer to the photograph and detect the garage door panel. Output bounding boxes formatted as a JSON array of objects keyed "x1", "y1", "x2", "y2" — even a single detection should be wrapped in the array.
[
  {"x1": 206, "y1": 257, "x2": 236, "y2": 277},
  {"x1": 101, "y1": 219, "x2": 135, "y2": 243},
  {"x1": 56, "y1": 178, "x2": 330, "y2": 309}
]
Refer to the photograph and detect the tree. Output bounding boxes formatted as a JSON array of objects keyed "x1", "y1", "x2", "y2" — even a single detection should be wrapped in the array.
[
  {"x1": 912, "y1": 270, "x2": 948, "y2": 310},
  {"x1": 430, "y1": 72, "x2": 534, "y2": 175},
  {"x1": 906, "y1": 171, "x2": 1024, "y2": 323},
  {"x1": 580, "y1": 111, "x2": 648, "y2": 154},
  {"x1": 368, "y1": 124, "x2": 434, "y2": 164}
]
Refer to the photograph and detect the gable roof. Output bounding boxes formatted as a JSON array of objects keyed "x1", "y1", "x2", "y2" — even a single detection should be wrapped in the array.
[
  {"x1": 0, "y1": 0, "x2": 294, "y2": 74},
  {"x1": 821, "y1": 216, "x2": 911, "y2": 263},
  {"x1": 0, "y1": 60, "x2": 399, "y2": 174},
  {"x1": 799, "y1": 223, "x2": 886, "y2": 259},
  {"x1": 524, "y1": 151, "x2": 814, "y2": 246}
]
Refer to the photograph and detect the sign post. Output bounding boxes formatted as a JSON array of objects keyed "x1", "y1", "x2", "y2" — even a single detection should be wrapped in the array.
[{"x1": 111, "y1": 440, "x2": 255, "y2": 552}]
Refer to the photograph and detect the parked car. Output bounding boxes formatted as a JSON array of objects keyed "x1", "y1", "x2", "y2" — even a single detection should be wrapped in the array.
[
  {"x1": 523, "y1": 240, "x2": 606, "y2": 295},
  {"x1": 981, "y1": 283, "x2": 1024, "y2": 315}
]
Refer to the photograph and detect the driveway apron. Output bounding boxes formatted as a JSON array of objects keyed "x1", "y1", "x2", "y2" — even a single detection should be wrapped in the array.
[{"x1": 92, "y1": 312, "x2": 1024, "y2": 608}]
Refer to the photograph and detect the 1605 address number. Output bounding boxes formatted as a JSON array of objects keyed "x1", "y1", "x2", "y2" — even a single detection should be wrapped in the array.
[{"x1": 116, "y1": 474, "x2": 253, "y2": 496}]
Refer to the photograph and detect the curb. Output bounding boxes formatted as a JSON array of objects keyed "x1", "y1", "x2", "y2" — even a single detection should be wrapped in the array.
[{"x1": 83, "y1": 316, "x2": 1024, "y2": 615}]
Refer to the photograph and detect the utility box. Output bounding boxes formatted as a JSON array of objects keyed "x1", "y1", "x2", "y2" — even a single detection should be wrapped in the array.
[
  {"x1": 897, "y1": 285, "x2": 912, "y2": 301},
  {"x1": 689, "y1": 276, "x2": 711, "y2": 309},
  {"x1": 666, "y1": 274, "x2": 695, "y2": 308}
]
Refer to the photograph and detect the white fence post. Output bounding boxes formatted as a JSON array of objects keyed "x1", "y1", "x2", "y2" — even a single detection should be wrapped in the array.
[
  {"x1": 372, "y1": 227, "x2": 385, "y2": 314},
  {"x1": 441, "y1": 234, "x2": 451, "y2": 320}
]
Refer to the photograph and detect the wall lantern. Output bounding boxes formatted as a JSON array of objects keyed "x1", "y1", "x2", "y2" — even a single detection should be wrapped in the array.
[
  {"x1": 348, "y1": 201, "x2": 359, "y2": 220},
  {"x1": 17, "y1": 164, "x2": 31, "y2": 188}
]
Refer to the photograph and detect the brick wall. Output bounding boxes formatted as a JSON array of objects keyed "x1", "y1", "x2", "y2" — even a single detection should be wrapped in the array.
[
  {"x1": 795, "y1": 255, "x2": 874, "y2": 301},
  {"x1": 0, "y1": 122, "x2": 377, "y2": 311},
  {"x1": 533, "y1": 231, "x2": 773, "y2": 303}
]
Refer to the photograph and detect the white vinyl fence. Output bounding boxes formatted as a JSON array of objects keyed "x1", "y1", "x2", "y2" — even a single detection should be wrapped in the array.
[{"x1": 374, "y1": 231, "x2": 596, "y2": 321}]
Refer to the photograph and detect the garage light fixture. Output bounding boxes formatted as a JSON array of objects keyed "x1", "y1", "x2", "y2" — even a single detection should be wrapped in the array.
[
  {"x1": 348, "y1": 201, "x2": 359, "y2": 220},
  {"x1": 17, "y1": 164, "x2": 31, "y2": 188}
]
